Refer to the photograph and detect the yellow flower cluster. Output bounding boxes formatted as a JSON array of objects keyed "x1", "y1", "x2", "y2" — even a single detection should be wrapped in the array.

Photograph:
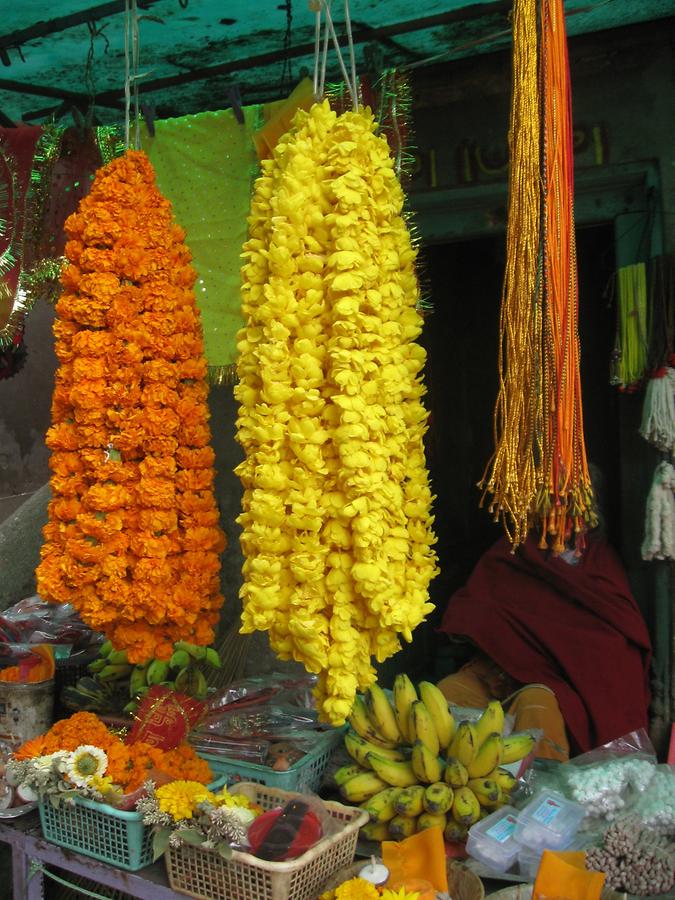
[
  {"x1": 156, "y1": 780, "x2": 214, "y2": 821},
  {"x1": 235, "y1": 101, "x2": 438, "y2": 724}
]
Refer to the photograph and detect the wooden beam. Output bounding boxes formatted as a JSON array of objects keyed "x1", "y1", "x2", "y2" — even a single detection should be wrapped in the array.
[
  {"x1": 0, "y1": 0, "x2": 161, "y2": 50},
  {"x1": 0, "y1": 78, "x2": 123, "y2": 109}
]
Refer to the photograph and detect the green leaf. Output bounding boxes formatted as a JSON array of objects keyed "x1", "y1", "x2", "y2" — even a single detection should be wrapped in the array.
[
  {"x1": 152, "y1": 826, "x2": 172, "y2": 861},
  {"x1": 177, "y1": 828, "x2": 206, "y2": 847},
  {"x1": 216, "y1": 841, "x2": 233, "y2": 860}
]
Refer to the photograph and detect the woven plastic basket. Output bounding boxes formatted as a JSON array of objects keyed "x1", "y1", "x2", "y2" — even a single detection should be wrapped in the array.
[
  {"x1": 39, "y1": 794, "x2": 153, "y2": 872},
  {"x1": 198, "y1": 727, "x2": 343, "y2": 793},
  {"x1": 165, "y1": 782, "x2": 369, "y2": 900}
]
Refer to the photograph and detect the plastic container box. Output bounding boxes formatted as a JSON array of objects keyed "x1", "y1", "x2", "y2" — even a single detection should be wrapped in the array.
[
  {"x1": 517, "y1": 833, "x2": 589, "y2": 880},
  {"x1": 514, "y1": 789, "x2": 585, "y2": 852},
  {"x1": 465, "y1": 806, "x2": 521, "y2": 873}
]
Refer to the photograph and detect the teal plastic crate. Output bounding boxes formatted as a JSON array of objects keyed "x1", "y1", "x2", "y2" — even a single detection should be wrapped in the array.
[
  {"x1": 38, "y1": 777, "x2": 227, "y2": 872},
  {"x1": 198, "y1": 727, "x2": 344, "y2": 793},
  {"x1": 39, "y1": 794, "x2": 152, "y2": 871}
]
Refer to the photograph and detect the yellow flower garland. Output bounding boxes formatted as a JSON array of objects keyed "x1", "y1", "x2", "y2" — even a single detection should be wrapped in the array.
[
  {"x1": 36, "y1": 151, "x2": 225, "y2": 662},
  {"x1": 235, "y1": 101, "x2": 438, "y2": 724}
]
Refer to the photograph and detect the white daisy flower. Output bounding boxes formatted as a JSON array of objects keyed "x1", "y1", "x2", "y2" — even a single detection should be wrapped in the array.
[{"x1": 66, "y1": 746, "x2": 108, "y2": 787}]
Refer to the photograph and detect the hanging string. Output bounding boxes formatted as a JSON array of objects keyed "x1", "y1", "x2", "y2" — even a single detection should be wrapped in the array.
[
  {"x1": 312, "y1": 1, "x2": 321, "y2": 99},
  {"x1": 343, "y1": 0, "x2": 358, "y2": 111},
  {"x1": 123, "y1": 0, "x2": 141, "y2": 150},
  {"x1": 480, "y1": 0, "x2": 542, "y2": 547},
  {"x1": 537, "y1": 0, "x2": 595, "y2": 549},
  {"x1": 321, "y1": 1, "x2": 356, "y2": 108}
]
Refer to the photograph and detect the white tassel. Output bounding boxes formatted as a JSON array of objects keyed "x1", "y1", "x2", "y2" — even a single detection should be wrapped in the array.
[
  {"x1": 639, "y1": 368, "x2": 675, "y2": 455},
  {"x1": 641, "y1": 461, "x2": 675, "y2": 562}
]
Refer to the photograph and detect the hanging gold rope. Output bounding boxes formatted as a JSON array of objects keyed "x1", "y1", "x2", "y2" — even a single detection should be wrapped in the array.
[
  {"x1": 482, "y1": 0, "x2": 595, "y2": 550},
  {"x1": 480, "y1": 0, "x2": 542, "y2": 547}
]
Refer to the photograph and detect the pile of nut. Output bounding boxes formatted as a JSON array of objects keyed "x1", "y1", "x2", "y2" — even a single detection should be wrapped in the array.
[{"x1": 586, "y1": 818, "x2": 675, "y2": 895}]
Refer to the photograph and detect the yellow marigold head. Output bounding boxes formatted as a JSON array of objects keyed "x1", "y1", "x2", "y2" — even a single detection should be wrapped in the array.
[
  {"x1": 333, "y1": 878, "x2": 380, "y2": 900},
  {"x1": 155, "y1": 780, "x2": 215, "y2": 821}
]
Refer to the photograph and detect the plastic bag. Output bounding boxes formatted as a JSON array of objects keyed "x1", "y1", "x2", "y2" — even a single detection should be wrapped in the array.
[
  {"x1": 0, "y1": 596, "x2": 100, "y2": 651},
  {"x1": 239, "y1": 788, "x2": 339, "y2": 861},
  {"x1": 626, "y1": 764, "x2": 675, "y2": 834}
]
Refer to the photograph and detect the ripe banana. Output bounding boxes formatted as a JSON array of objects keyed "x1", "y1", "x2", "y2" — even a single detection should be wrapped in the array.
[
  {"x1": 394, "y1": 785, "x2": 426, "y2": 818},
  {"x1": 452, "y1": 786, "x2": 481, "y2": 826},
  {"x1": 409, "y1": 700, "x2": 440, "y2": 757},
  {"x1": 474, "y1": 700, "x2": 505, "y2": 746},
  {"x1": 448, "y1": 721, "x2": 478, "y2": 767},
  {"x1": 443, "y1": 756, "x2": 469, "y2": 788},
  {"x1": 444, "y1": 821, "x2": 469, "y2": 843},
  {"x1": 339, "y1": 771, "x2": 389, "y2": 803},
  {"x1": 411, "y1": 740, "x2": 443, "y2": 784},
  {"x1": 418, "y1": 812, "x2": 447, "y2": 832},
  {"x1": 393, "y1": 673, "x2": 418, "y2": 743},
  {"x1": 501, "y1": 732, "x2": 536, "y2": 764},
  {"x1": 334, "y1": 764, "x2": 369, "y2": 787},
  {"x1": 361, "y1": 821, "x2": 391, "y2": 841},
  {"x1": 367, "y1": 754, "x2": 419, "y2": 788},
  {"x1": 467, "y1": 777, "x2": 501, "y2": 808},
  {"x1": 361, "y1": 787, "x2": 402, "y2": 823},
  {"x1": 423, "y1": 782, "x2": 454, "y2": 815},
  {"x1": 344, "y1": 732, "x2": 405, "y2": 769},
  {"x1": 364, "y1": 684, "x2": 402, "y2": 744},
  {"x1": 388, "y1": 814, "x2": 418, "y2": 840},
  {"x1": 467, "y1": 733, "x2": 503, "y2": 778},
  {"x1": 490, "y1": 766, "x2": 518, "y2": 794},
  {"x1": 348, "y1": 696, "x2": 397, "y2": 747},
  {"x1": 418, "y1": 682, "x2": 456, "y2": 750}
]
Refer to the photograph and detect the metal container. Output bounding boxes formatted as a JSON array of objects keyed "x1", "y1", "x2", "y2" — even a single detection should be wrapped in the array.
[{"x1": 0, "y1": 678, "x2": 54, "y2": 747}]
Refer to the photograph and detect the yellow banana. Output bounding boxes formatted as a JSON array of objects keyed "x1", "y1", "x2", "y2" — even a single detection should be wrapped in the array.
[
  {"x1": 339, "y1": 771, "x2": 389, "y2": 803},
  {"x1": 394, "y1": 785, "x2": 426, "y2": 818},
  {"x1": 490, "y1": 766, "x2": 518, "y2": 793},
  {"x1": 348, "y1": 696, "x2": 397, "y2": 747},
  {"x1": 452, "y1": 786, "x2": 481, "y2": 826},
  {"x1": 409, "y1": 700, "x2": 440, "y2": 757},
  {"x1": 423, "y1": 782, "x2": 454, "y2": 815},
  {"x1": 474, "y1": 700, "x2": 505, "y2": 746},
  {"x1": 361, "y1": 787, "x2": 402, "y2": 823},
  {"x1": 388, "y1": 814, "x2": 418, "y2": 840},
  {"x1": 501, "y1": 732, "x2": 536, "y2": 764},
  {"x1": 467, "y1": 733, "x2": 503, "y2": 778},
  {"x1": 411, "y1": 740, "x2": 443, "y2": 784},
  {"x1": 444, "y1": 821, "x2": 469, "y2": 843},
  {"x1": 418, "y1": 812, "x2": 447, "y2": 831},
  {"x1": 443, "y1": 755, "x2": 469, "y2": 788},
  {"x1": 448, "y1": 721, "x2": 478, "y2": 768},
  {"x1": 467, "y1": 777, "x2": 501, "y2": 808},
  {"x1": 334, "y1": 764, "x2": 368, "y2": 787},
  {"x1": 361, "y1": 821, "x2": 391, "y2": 841},
  {"x1": 344, "y1": 732, "x2": 405, "y2": 769},
  {"x1": 364, "y1": 684, "x2": 402, "y2": 744},
  {"x1": 393, "y1": 673, "x2": 418, "y2": 743},
  {"x1": 367, "y1": 754, "x2": 419, "y2": 788},
  {"x1": 418, "y1": 682, "x2": 456, "y2": 750}
]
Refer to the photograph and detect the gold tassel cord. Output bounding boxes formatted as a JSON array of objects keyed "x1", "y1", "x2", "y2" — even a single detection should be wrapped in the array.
[{"x1": 480, "y1": 0, "x2": 542, "y2": 547}]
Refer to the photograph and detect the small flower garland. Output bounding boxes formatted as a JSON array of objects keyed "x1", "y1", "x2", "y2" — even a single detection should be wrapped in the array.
[
  {"x1": 35, "y1": 150, "x2": 225, "y2": 662},
  {"x1": 13, "y1": 711, "x2": 211, "y2": 793},
  {"x1": 235, "y1": 101, "x2": 438, "y2": 724},
  {"x1": 137, "y1": 780, "x2": 262, "y2": 859},
  {"x1": 320, "y1": 879, "x2": 420, "y2": 900}
]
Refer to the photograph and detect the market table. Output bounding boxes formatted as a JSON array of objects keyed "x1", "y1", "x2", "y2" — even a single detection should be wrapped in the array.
[{"x1": 0, "y1": 813, "x2": 179, "y2": 900}]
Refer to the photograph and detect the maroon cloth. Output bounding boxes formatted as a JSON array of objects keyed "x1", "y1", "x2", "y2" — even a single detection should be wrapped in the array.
[{"x1": 439, "y1": 535, "x2": 652, "y2": 753}]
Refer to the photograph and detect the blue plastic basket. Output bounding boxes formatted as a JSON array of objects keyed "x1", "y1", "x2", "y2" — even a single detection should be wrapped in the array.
[
  {"x1": 198, "y1": 727, "x2": 344, "y2": 793},
  {"x1": 38, "y1": 776, "x2": 227, "y2": 872},
  {"x1": 39, "y1": 794, "x2": 152, "y2": 871}
]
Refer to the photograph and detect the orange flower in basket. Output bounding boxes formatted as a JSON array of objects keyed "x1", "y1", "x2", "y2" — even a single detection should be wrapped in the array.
[{"x1": 36, "y1": 151, "x2": 226, "y2": 662}]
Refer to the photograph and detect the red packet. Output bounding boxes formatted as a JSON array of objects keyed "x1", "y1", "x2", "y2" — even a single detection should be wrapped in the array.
[{"x1": 125, "y1": 686, "x2": 205, "y2": 749}]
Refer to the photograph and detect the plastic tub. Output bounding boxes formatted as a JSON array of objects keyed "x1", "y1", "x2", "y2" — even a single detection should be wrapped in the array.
[
  {"x1": 514, "y1": 789, "x2": 585, "y2": 852},
  {"x1": 466, "y1": 806, "x2": 521, "y2": 873}
]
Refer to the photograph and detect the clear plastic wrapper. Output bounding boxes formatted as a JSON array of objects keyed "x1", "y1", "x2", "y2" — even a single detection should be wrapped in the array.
[
  {"x1": 625, "y1": 764, "x2": 675, "y2": 834},
  {"x1": 188, "y1": 734, "x2": 270, "y2": 764},
  {"x1": 0, "y1": 596, "x2": 100, "y2": 652},
  {"x1": 238, "y1": 788, "x2": 339, "y2": 861}
]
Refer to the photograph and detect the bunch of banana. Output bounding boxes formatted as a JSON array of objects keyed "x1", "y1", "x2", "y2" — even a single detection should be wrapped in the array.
[
  {"x1": 341, "y1": 681, "x2": 536, "y2": 843},
  {"x1": 68, "y1": 640, "x2": 223, "y2": 715}
]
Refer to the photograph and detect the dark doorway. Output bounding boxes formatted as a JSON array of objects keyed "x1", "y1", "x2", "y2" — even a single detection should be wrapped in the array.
[{"x1": 422, "y1": 223, "x2": 619, "y2": 675}]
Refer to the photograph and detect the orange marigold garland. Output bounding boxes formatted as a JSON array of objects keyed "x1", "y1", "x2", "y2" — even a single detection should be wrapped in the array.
[{"x1": 36, "y1": 151, "x2": 226, "y2": 662}]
